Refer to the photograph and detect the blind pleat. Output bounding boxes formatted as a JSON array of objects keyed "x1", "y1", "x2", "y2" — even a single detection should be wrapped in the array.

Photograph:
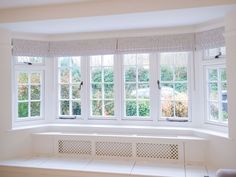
[
  {"x1": 49, "y1": 38, "x2": 117, "y2": 57},
  {"x1": 12, "y1": 39, "x2": 50, "y2": 57},
  {"x1": 195, "y1": 27, "x2": 225, "y2": 50}
]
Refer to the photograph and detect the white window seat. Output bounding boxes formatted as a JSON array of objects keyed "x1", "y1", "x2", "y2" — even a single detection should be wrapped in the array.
[
  {"x1": 0, "y1": 156, "x2": 216, "y2": 177},
  {"x1": 10, "y1": 124, "x2": 228, "y2": 139}
]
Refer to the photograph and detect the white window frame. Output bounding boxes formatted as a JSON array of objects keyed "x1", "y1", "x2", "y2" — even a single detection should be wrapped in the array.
[
  {"x1": 14, "y1": 56, "x2": 45, "y2": 123},
  {"x1": 87, "y1": 54, "x2": 117, "y2": 120},
  {"x1": 204, "y1": 64, "x2": 228, "y2": 126},
  {"x1": 158, "y1": 52, "x2": 192, "y2": 122},
  {"x1": 203, "y1": 47, "x2": 226, "y2": 60},
  {"x1": 121, "y1": 53, "x2": 153, "y2": 121},
  {"x1": 14, "y1": 56, "x2": 45, "y2": 66},
  {"x1": 54, "y1": 52, "x2": 193, "y2": 125},
  {"x1": 56, "y1": 56, "x2": 83, "y2": 120}
]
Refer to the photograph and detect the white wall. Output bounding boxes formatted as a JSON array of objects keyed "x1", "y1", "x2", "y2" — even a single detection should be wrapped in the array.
[{"x1": 0, "y1": 29, "x2": 48, "y2": 160}]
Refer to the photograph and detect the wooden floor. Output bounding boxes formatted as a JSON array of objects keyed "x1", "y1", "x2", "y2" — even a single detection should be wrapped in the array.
[{"x1": 0, "y1": 156, "x2": 216, "y2": 177}]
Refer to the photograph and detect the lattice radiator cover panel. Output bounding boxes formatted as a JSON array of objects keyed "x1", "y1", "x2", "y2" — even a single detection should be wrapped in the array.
[
  {"x1": 56, "y1": 138, "x2": 182, "y2": 162},
  {"x1": 96, "y1": 141, "x2": 132, "y2": 157},
  {"x1": 58, "y1": 140, "x2": 92, "y2": 155},
  {"x1": 136, "y1": 143, "x2": 179, "y2": 160}
]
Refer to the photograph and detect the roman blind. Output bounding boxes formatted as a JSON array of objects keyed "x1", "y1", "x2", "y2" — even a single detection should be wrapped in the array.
[
  {"x1": 49, "y1": 38, "x2": 117, "y2": 57},
  {"x1": 12, "y1": 39, "x2": 50, "y2": 57},
  {"x1": 195, "y1": 27, "x2": 225, "y2": 50},
  {"x1": 117, "y1": 33, "x2": 195, "y2": 53}
]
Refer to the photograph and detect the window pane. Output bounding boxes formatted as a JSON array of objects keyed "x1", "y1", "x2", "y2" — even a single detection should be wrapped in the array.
[
  {"x1": 103, "y1": 55, "x2": 114, "y2": 66},
  {"x1": 125, "y1": 67, "x2": 136, "y2": 82},
  {"x1": 72, "y1": 85, "x2": 80, "y2": 99},
  {"x1": 138, "y1": 66, "x2": 149, "y2": 82},
  {"x1": 18, "y1": 102, "x2": 28, "y2": 118},
  {"x1": 92, "y1": 84, "x2": 102, "y2": 99},
  {"x1": 125, "y1": 83, "x2": 136, "y2": 99},
  {"x1": 72, "y1": 68, "x2": 81, "y2": 83},
  {"x1": 59, "y1": 57, "x2": 70, "y2": 67},
  {"x1": 210, "y1": 102, "x2": 219, "y2": 121},
  {"x1": 31, "y1": 73, "x2": 40, "y2": 84},
  {"x1": 208, "y1": 69, "x2": 218, "y2": 81},
  {"x1": 161, "y1": 101, "x2": 174, "y2": 117},
  {"x1": 104, "y1": 101, "x2": 114, "y2": 116},
  {"x1": 104, "y1": 83, "x2": 114, "y2": 99},
  {"x1": 209, "y1": 83, "x2": 218, "y2": 100},
  {"x1": 138, "y1": 101, "x2": 150, "y2": 117},
  {"x1": 60, "y1": 101, "x2": 70, "y2": 115},
  {"x1": 71, "y1": 57, "x2": 80, "y2": 68},
  {"x1": 126, "y1": 101, "x2": 137, "y2": 116},
  {"x1": 104, "y1": 67, "x2": 114, "y2": 82},
  {"x1": 138, "y1": 83, "x2": 149, "y2": 99},
  {"x1": 72, "y1": 101, "x2": 81, "y2": 115},
  {"x1": 18, "y1": 73, "x2": 28, "y2": 84},
  {"x1": 137, "y1": 54, "x2": 149, "y2": 65},
  {"x1": 161, "y1": 66, "x2": 173, "y2": 81},
  {"x1": 220, "y1": 68, "x2": 227, "y2": 81},
  {"x1": 175, "y1": 83, "x2": 188, "y2": 100},
  {"x1": 175, "y1": 101, "x2": 188, "y2": 117},
  {"x1": 60, "y1": 84, "x2": 70, "y2": 99},
  {"x1": 91, "y1": 56, "x2": 102, "y2": 66},
  {"x1": 124, "y1": 54, "x2": 136, "y2": 65},
  {"x1": 175, "y1": 67, "x2": 187, "y2": 81},
  {"x1": 91, "y1": 68, "x2": 102, "y2": 82},
  {"x1": 31, "y1": 102, "x2": 40, "y2": 117},
  {"x1": 60, "y1": 68, "x2": 70, "y2": 83},
  {"x1": 222, "y1": 102, "x2": 228, "y2": 122},
  {"x1": 31, "y1": 85, "x2": 40, "y2": 100},
  {"x1": 18, "y1": 85, "x2": 28, "y2": 100},
  {"x1": 161, "y1": 83, "x2": 174, "y2": 100},
  {"x1": 17, "y1": 56, "x2": 43, "y2": 64},
  {"x1": 92, "y1": 100, "x2": 102, "y2": 116}
]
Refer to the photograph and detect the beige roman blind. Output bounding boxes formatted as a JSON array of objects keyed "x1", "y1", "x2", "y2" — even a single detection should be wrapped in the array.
[
  {"x1": 12, "y1": 39, "x2": 50, "y2": 57},
  {"x1": 12, "y1": 27, "x2": 225, "y2": 57},
  {"x1": 117, "y1": 33, "x2": 195, "y2": 53},
  {"x1": 195, "y1": 27, "x2": 225, "y2": 50},
  {"x1": 49, "y1": 38, "x2": 117, "y2": 57}
]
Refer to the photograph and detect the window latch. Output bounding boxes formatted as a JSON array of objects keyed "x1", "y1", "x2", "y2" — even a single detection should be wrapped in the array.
[
  {"x1": 157, "y1": 80, "x2": 161, "y2": 90},
  {"x1": 79, "y1": 81, "x2": 83, "y2": 90},
  {"x1": 24, "y1": 62, "x2": 32, "y2": 65}
]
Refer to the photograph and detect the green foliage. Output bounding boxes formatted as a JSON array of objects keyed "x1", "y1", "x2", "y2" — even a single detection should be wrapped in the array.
[
  {"x1": 161, "y1": 66, "x2": 173, "y2": 81},
  {"x1": 138, "y1": 68, "x2": 149, "y2": 82},
  {"x1": 126, "y1": 101, "x2": 137, "y2": 116},
  {"x1": 125, "y1": 67, "x2": 136, "y2": 82},
  {"x1": 31, "y1": 102, "x2": 40, "y2": 117},
  {"x1": 104, "y1": 101, "x2": 114, "y2": 116},
  {"x1": 139, "y1": 101, "x2": 150, "y2": 117},
  {"x1": 91, "y1": 68, "x2": 102, "y2": 82},
  {"x1": 104, "y1": 68, "x2": 114, "y2": 82},
  {"x1": 61, "y1": 101, "x2": 69, "y2": 115},
  {"x1": 72, "y1": 101, "x2": 81, "y2": 115},
  {"x1": 18, "y1": 102, "x2": 28, "y2": 118}
]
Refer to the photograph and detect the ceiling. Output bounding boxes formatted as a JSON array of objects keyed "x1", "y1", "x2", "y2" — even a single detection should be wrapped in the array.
[
  {"x1": 0, "y1": 4, "x2": 235, "y2": 34},
  {"x1": 0, "y1": 0, "x2": 92, "y2": 9}
]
